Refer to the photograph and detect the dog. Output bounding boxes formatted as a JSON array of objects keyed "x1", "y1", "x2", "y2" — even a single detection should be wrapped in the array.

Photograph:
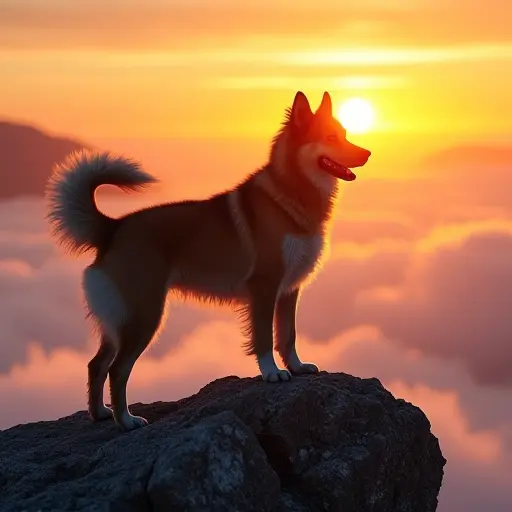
[{"x1": 46, "y1": 91, "x2": 371, "y2": 431}]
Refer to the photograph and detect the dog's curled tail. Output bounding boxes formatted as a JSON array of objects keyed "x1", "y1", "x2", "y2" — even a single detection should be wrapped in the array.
[{"x1": 46, "y1": 151, "x2": 157, "y2": 255}]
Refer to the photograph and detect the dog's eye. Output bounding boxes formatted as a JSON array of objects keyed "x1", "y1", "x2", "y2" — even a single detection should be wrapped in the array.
[{"x1": 327, "y1": 134, "x2": 337, "y2": 142}]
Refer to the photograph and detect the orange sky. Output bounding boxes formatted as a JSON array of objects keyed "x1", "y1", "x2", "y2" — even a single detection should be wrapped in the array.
[
  {"x1": 0, "y1": 0, "x2": 511, "y2": 149},
  {"x1": 1, "y1": 4, "x2": 512, "y2": 510}
]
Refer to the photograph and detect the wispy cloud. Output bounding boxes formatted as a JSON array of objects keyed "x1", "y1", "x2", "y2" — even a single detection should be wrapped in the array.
[
  {"x1": 95, "y1": 44, "x2": 512, "y2": 68},
  {"x1": 4, "y1": 43, "x2": 511, "y2": 70},
  {"x1": 282, "y1": 44, "x2": 512, "y2": 66},
  {"x1": 210, "y1": 75, "x2": 408, "y2": 91}
]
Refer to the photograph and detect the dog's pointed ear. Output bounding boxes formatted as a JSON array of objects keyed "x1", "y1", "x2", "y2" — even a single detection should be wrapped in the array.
[
  {"x1": 290, "y1": 91, "x2": 313, "y2": 129},
  {"x1": 316, "y1": 91, "x2": 332, "y2": 117}
]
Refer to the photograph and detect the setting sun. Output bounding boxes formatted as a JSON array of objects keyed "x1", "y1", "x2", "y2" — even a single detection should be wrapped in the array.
[{"x1": 337, "y1": 98, "x2": 375, "y2": 134}]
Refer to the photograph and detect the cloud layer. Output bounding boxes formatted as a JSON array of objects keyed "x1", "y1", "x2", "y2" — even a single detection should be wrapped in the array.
[{"x1": 0, "y1": 147, "x2": 511, "y2": 510}]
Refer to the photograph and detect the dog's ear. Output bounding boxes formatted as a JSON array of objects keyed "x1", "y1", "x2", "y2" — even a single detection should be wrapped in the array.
[
  {"x1": 316, "y1": 91, "x2": 332, "y2": 118},
  {"x1": 290, "y1": 91, "x2": 313, "y2": 130}
]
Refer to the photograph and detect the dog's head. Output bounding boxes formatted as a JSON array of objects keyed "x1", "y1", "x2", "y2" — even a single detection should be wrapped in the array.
[{"x1": 271, "y1": 91, "x2": 371, "y2": 194}]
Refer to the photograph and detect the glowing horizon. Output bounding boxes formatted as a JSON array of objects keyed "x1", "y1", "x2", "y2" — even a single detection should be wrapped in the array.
[{"x1": 0, "y1": 1, "x2": 511, "y2": 141}]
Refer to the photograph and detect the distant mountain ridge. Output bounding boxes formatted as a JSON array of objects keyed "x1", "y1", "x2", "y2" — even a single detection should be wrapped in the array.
[{"x1": 0, "y1": 120, "x2": 92, "y2": 199}]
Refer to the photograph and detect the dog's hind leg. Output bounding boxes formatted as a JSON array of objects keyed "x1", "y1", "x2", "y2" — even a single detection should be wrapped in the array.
[
  {"x1": 84, "y1": 254, "x2": 168, "y2": 431},
  {"x1": 108, "y1": 292, "x2": 167, "y2": 431},
  {"x1": 107, "y1": 327, "x2": 155, "y2": 431},
  {"x1": 275, "y1": 288, "x2": 319, "y2": 375},
  {"x1": 87, "y1": 335, "x2": 116, "y2": 421}
]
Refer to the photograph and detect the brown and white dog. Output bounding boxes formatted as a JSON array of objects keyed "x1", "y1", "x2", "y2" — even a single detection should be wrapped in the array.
[{"x1": 46, "y1": 91, "x2": 371, "y2": 431}]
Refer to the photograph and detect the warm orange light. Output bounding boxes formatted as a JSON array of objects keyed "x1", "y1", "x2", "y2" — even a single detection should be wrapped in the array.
[{"x1": 337, "y1": 98, "x2": 375, "y2": 134}]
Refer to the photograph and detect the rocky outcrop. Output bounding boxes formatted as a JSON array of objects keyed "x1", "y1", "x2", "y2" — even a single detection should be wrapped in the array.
[{"x1": 0, "y1": 372, "x2": 446, "y2": 511}]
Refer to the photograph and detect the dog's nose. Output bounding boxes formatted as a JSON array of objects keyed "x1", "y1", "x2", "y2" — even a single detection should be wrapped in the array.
[{"x1": 361, "y1": 149, "x2": 371, "y2": 163}]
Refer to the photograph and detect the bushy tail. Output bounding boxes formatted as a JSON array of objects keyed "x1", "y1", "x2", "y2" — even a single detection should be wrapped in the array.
[{"x1": 46, "y1": 151, "x2": 157, "y2": 255}]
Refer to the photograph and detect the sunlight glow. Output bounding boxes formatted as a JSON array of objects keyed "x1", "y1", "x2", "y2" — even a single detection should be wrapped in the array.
[{"x1": 337, "y1": 98, "x2": 375, "y2": 134}]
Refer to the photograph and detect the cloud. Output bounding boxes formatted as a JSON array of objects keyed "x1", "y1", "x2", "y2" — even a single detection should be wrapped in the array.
[
  {"x1": 3, "y1": 184, "x2": 512, "y2": 391},
  {"x1": 0, "y1": 197, "x2": 510, "y2": 512},
  {"x1": 0, "y1": 255, "x2": 89, "y2": 373},
  {"x1": 1, "y1": 321, "x2": 512, "y2": 510},
  {"x1": 358, "y1": 222, "x2": 512, "y2": 386},
  {"x1": 298, "y1": 242, "x2": 410, "y2": 340},
  {"x1": 1, "y1": 156, "x2": 512, "y2": 511},
  {"x1": 6, "y1": 45, "x2": 511, "y2": 69},
  {"x1": 0, "y1": 198, "x2": 232, "y2": 372},
  {"x1": 1, "y1": 1, "x2": 510, "y2": 51},
  {"x1": 331, "y1": 215, "x2": 415, "y2": 244},
  {"x1": 0, "y1": 232, "x2": 53, "y2": 268},
  {"x1": 0, "y1": 247, "x2": 228, "y2": 371},
  {"x1": 389, "y1": 381, "x2": 501, "y2": 463},
  {"x1": 342, "y1": 144, "x2": 512, "y2": 235},
  {"x1": 282, "y1": 45, "x2": 512, "y2": 67},
  {"x1": 387, "y1": 381, "x2": 512, "y2": 512},
  {"x1": 316, "y1": 328, "x2": 512, "y2": 511},
  {"x1": 210, "y1": 75, "x2": 409, "y2": 91},
  {"x1": 0, "y1": 320, "x2": 253, "y2": 429}
]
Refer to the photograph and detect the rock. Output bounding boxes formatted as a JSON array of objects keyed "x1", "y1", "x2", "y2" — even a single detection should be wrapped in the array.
[
  {"x1": 0, "y1": 372, "x2": 446, "y2": 511},
  {"x1": 147, "y1": 411, "x2": 280, "y2": 511}
]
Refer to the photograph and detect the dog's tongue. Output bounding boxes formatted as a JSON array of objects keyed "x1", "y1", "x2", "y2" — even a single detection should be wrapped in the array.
[
  {"x1": 342, "y1": 168, "x2": 356, "y2": 181},
  {"x1": 319, "y1": 157, "x2": 356, "y2": 181}
]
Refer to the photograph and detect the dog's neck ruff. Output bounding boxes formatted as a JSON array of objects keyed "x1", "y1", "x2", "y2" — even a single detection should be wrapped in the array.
[{"x1": 254, "y1": 169, "x2": 325, "y2": 234}]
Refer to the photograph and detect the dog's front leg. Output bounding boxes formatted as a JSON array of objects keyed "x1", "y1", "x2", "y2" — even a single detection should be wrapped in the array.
[
  {"x1": 246, "y1": 279, "x2": 291, "y2": 382},
  {"x1": 275, "y1": 288, "x2": 319, "y2": 375}
]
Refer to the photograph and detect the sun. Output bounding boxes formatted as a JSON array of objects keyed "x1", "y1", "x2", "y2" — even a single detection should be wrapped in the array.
[{"x1": 336, "y1": 98, "x2": 375, "y2": 134}]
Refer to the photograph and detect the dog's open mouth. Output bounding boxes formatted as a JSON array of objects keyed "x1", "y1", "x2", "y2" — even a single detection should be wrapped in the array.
[{"x1": 318, "y1": 156, "x2": 356, "y2": 181}]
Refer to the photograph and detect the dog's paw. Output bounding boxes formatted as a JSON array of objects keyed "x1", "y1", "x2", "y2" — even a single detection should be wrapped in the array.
[
  {"x1": 289, "y1": 362, "x2": 319, "y2": 375},
  {"x1": 89, "y1": 405, "x2": 114, "y2": 422},
  {"x1": 258, "y1": 352, "x2": 291, "y2": 383},
  {"x1": 116, "y1": 413, "x2": 149, "y2": 431},
  {"x1": 263, "y1": 369, "x2": 292, "y2": 383}
]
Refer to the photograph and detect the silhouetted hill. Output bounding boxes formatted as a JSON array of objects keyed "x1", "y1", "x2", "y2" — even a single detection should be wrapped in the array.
[{"x1": 0, "y1": 121, "x2": 92, "y2": 199}]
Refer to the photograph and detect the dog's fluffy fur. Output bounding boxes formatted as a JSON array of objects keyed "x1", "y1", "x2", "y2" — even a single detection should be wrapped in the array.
[{"x1": 46, "y1": 91, "x2": 371, "y2": 431}]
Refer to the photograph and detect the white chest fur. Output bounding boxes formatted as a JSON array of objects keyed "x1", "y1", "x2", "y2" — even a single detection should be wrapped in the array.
[{"x1": 279, "y1": 234, "x2": 325, "y2": 294}]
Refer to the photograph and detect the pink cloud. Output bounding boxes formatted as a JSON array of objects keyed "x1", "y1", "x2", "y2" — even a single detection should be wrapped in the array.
[
  {"x1": 358, "y1": 221, "x2": 512, "y2": 386},
  {"x1": 1, "y1": 322, "x2": 512, "y2": 511},
  {"x1": 2, "y1": 144, "x2": 512, "y2": 512}
]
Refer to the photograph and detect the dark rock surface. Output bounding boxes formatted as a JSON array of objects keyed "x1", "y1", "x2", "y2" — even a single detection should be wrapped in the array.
[{"x1": 0, "y1": 372, "x2": 446, "y2": 511}]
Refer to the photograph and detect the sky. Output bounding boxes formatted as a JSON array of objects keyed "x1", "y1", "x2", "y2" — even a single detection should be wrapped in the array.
[{"x1": 1, "y1": 1, "x2": 512, "y2": 511}]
